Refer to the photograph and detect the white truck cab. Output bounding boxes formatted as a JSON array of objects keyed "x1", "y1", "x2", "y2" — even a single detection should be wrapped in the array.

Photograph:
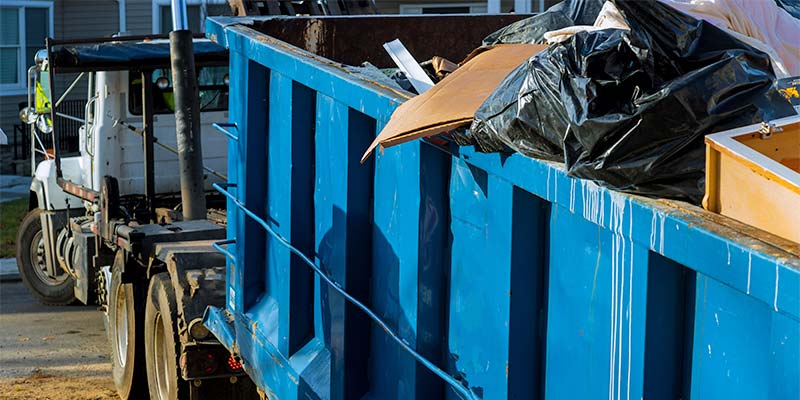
[
  {"x1": 18, "y1": 38, "x2": 228, "y2": 305},
  {"x1": 32, "y1": 69, "x2": 228, "y2": 209}
]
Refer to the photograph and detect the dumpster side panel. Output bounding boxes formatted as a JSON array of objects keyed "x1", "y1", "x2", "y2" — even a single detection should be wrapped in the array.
[{"x1": 208, "y1": 18, "x2": 800, "y2": 400}]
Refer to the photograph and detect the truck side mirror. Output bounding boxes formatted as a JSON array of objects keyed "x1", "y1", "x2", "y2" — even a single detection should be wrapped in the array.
[
  {"x1": 34, "y1": 49, "x2": 47, "y2": 68},
  {"x1": 19, "y1": 107, "x2": 37, "y2": 125},
  {"x1": 36, "y1": 114, "x2": 52, "y2": 134}
]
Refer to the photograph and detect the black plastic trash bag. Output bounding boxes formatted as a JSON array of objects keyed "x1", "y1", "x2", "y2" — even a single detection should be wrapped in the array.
[
  {"x1": 467, "y1": 0, "x2": 796, "y2": 203},
  {"x1": 482, "y1": 0, "x2": 604, "y2": 45},
  {"x1": 454, "y1": 49, "x2": 567, "y2": 161}
]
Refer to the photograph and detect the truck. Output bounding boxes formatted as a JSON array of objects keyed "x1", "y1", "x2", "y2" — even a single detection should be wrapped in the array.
[
  {"x1": 16, "y1": 34, "x2": 258, "y2": 399},
  {"x1": 199, "y1": 13, "x2": 800, "y2": 400},
  {"x1": 14, "y1": 4, "x2": 384, "y2": 400}
]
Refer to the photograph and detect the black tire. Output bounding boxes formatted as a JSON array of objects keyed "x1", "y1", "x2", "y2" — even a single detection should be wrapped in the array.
[
  {"x1": 107, "y1": 252, "x2": 148, "y2": 399},
  {"x1": 16, "y1": 208, "x2": 75, "y2": 305},
  {"x1": 145, "y1": 272, "x2": 189, "y2": 400}
]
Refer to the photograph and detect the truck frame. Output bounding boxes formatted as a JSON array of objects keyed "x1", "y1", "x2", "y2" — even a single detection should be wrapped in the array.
[{"x1": 16, "y1": 34, "x2": 258, "y2": 399}]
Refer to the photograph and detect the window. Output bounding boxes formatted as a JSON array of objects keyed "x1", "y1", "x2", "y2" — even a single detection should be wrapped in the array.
[
  {"x1": 128, "y1": 66, "x2": 229, "y2": 115},
  {"x1": 399, "y1": 3, "x2": 487, "y2": 14},
  {"x1": 0, "y1": 1, "x2": 53, "y2": 94},
  {"x1": 152, "y1": 0, "x2": 230, "y2": 34}
]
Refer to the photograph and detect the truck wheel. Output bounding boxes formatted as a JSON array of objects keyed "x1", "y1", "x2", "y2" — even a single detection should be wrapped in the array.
[
  {"x1": 16, "y1": 208, "x2": 75, "y2": 305},
  {"x1": 145, "y1": 272, "x2": 189, "y2": 400},
  {"x1": 107, "y1": 254, "x2": 148, "y2": 399}
]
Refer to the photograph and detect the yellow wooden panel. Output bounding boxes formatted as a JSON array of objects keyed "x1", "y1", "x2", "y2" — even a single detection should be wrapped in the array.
[{"x1": 715, "y1": 152, "x2": 800, "y2": 243}]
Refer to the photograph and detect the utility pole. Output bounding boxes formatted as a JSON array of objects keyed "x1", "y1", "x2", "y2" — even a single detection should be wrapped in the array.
[{"x1": 169, "y1": 0, "x2": 207, "y2": 220}]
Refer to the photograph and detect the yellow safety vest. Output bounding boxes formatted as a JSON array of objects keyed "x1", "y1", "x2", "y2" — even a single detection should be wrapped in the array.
[{"x1": 35, "y1": 80, "x2": 51, "y2": 114}]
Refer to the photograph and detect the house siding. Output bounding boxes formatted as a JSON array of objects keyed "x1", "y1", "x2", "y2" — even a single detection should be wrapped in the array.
[
  {"x1": 115, "y1": 0, "x2": 232, "y2": 37},
  {"x1": 126, "y1": 0, "x2": 154, "y2": 35},
  {"x1": 54, "y1": 0, "x2": 120, "y2": 39},
  {"x1": 50, "y1": 0, "x2": 119, "y2": 131}
]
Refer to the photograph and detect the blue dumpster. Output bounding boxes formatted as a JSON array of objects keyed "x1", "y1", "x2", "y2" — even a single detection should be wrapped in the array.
[{"x1": 204, "y1": 15, "x2": 800, "y2": 400}]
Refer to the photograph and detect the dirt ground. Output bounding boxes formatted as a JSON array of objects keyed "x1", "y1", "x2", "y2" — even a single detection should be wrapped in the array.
[
  {"x1": 0, "y1": 281, "x2": 117, "y2": 399},
  {"x1": 0, "y1": 370, "x2": 116, "y2": 400}
]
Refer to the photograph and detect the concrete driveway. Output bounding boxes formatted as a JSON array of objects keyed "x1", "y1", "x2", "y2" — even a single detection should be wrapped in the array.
[{"x1": 0, "y1": 281, "x2": 116, "y2": 399}]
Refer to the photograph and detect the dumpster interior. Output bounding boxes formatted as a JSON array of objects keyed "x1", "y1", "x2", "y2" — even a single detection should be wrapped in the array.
[{"x1": 242, "y1": 14, "x2": 529, "y2": 68}]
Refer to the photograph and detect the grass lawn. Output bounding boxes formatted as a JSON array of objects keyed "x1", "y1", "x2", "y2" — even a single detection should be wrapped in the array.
[{"x1": 0, "y1": 198, "x2": 29, "y2": 259}]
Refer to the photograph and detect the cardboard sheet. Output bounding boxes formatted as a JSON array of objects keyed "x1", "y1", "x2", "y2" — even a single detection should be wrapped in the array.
[{"x1": 361, "y1": 43, "x2": 547, "y2": 162}]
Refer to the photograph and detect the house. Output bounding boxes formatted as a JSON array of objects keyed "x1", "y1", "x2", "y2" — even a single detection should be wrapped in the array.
[
  {"x1": 0, "y1": 0, "x2": 555, "y2": 173},
  {"x1": 1, "y1": 0, "x2": 233, "y2": 165}
]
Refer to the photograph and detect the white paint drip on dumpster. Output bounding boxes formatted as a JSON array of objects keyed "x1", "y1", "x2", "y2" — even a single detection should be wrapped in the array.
[
  {"x1": 609, "y1": 208, "x2": 619, "y2": 400},
  {"x1": 554, "y1": 168, "x2": 558, "y2": 203},
  {"x1": 547, "y1": 167, "x2": 551, "y2": 200},
  {"x1": 727, "y1": 243, "x2": 731, "y2": 266},
  {"x1": 619, "y1": 199, "x2": 626, "y2": 400},
  {"x1": 650, "y1": 211, "x2": 656, "y2": 250},
  {"x1": 582, "y1": 180, "x2": 605, "y2": 227},
  {"x1": 610, "y1": 193, "x2": 626, "y2": 236},
  {"x1": 608, "y1": 192, "x2": 630, "y2": 400},
  {"x1": 649, "y1": 210, "x2": 666, "y2": 253},
  {"x1": 747, "y1": 252, "x2": 752, "y2": 294},
  {"x1": 628, "y1": 199, "x2": 634, "y2": 240},
  {"x1": 774, "y1": 261, "x2": 780, "y2": 312},
  {"x1": 612, "y1": 205, "x2": 618, "y2": 400},
  {"x1": 626, "y1": 200, "x2": 633, "y2": 400},
  {"x1": 570, "y1": 179, "x2": 576, "y2": 213}
]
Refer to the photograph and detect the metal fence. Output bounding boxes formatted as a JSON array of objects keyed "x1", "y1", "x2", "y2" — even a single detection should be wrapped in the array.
[{"x1": 11, "y1": 99, "x2": 84, "y2": 161}]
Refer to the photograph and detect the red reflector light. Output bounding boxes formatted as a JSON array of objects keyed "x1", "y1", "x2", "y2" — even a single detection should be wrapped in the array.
[{"x1": 226, "y1": 355, "x2": 243, "y2": 372}]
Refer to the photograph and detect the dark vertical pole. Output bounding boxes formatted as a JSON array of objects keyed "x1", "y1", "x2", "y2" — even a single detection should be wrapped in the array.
[
  {"x1": 142, "y1": 70, "x2": 156, "y2": 222},
  {"x1": 169, "y1": 29, "x2": 207, "y2": 220},
  {"x1": 46, "y1": 37, "x2": 61, "y2": 178}
]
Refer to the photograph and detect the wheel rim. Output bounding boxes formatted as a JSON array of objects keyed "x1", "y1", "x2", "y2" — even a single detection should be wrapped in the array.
[
  {"x1": 29, "y1": 231, "x2": 69, "y2": 285},
  {"x1": 153, "y1": 312, "x2": 172, "y2": 399},
  {"x1": 114, "y1": 285, "x2": 129, "y2": 368}
]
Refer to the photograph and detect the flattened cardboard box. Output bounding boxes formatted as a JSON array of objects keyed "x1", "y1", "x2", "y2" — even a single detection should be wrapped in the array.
[{"x1": 362, "y1": 44, "x2": 547, "y2": 162}]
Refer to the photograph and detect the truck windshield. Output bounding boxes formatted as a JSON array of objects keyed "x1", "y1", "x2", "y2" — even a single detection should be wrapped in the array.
[{"x1": 128, "y1": 66, "x2": 228, "y2": 115}]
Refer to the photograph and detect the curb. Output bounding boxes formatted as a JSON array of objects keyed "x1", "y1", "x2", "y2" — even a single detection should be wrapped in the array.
[{"x1": 0, "y1": 258, "x2": 20, "y2": 282}]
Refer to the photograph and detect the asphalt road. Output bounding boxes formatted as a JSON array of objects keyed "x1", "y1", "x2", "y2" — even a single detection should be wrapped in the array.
[{"x1": 0, "y1": 280, "x2": 117, "y2": 399}]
